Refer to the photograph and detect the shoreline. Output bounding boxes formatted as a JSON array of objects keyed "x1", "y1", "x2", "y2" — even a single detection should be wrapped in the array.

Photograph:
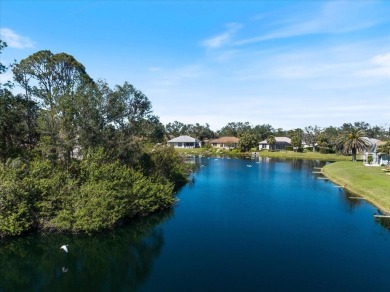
[
  {"x1": 322, "y1": 161, "x2": 390, "y2": 214},
  {"x1": 176, "y1": 148, "x2": 351, "y2": 161}
]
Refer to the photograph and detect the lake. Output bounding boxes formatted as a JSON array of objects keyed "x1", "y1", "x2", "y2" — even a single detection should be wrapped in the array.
[{"x1": 1, "y1": 157, "x2": 390, "y2": 291}]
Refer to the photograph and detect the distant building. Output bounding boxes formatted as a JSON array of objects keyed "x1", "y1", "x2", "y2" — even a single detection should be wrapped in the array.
[
  {"x1": 209, "y1": 136, "x2": 240, "y2": 149},
  {"x1": 259, "y1": 137, "x2": 291, "y2": 151},
  {"x1": 362, "y1": 138, "x2": 388, "y2": 165},
  {"x1": 167, "y1": 135, "x2": 201, "y2": 148}
]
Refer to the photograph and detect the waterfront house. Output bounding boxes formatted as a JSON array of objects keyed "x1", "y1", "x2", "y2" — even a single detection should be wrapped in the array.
[
  {"x1": 259, "y1": 137, "x2": 291, "y2": 151},
  {"x1": 209, "y1": 136, "x2": 240, "y2": 149},
  {"x1": 362, "y1": 138, "x2": 388, "y2": 165},
  {"x1": 167, "y1": 135, "x2": 201, "y2": 148}
]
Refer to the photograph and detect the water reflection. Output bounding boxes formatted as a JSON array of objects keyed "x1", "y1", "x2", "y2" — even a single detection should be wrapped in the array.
[
  {"x1": 0, "y1": 209, "x2": 173, "y2": 292},
  {"x1": 340, "y1": 189, "x2": 365, "y2": 211},
  {"x1": 375, "y1": 216, "x2": 390, "y2": 231}
]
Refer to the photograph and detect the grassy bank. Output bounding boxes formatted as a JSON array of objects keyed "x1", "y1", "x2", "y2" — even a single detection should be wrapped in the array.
[
  {"x1": 257, "y1": 150, "x2": 351, "y2": 161},
  {"x1": 175, "y1": 148, "x2": 351, "y2": 161},
  {"x1": 323, "y1": 161, "x2": 390, "y2": 213}
]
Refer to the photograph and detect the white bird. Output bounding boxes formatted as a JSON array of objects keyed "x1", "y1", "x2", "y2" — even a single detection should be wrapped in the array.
[{"x1": 60, "y1": 245, "x2": 68, "y2": 253}]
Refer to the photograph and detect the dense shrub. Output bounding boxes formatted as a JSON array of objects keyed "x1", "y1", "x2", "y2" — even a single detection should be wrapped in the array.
[
  {"x1": 140, "y1": 146, "x2": 192, "y2": 188},
  {"x1": 0, "y1": 148, "x2": 179, "y2": 237}
]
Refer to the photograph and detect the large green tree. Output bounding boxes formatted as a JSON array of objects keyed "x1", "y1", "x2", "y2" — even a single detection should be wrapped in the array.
[
  {"x1": 165, "y1": 121, "x2": 186, "y2": 138},
  {"x1": 304, "y1": 125, "x2": 321, "y2": 152},
  {"x1": 0, "y1": 91, "x2": 39, "y2": 163},
  {"x1": 12, "y1": 50, "x2": 94, "y2": 162},
  {"x1": 252, "y1": 124, "x2": 274, "y2": 141},
  {"x1": 218, "y1": 122, "x2": 251, "y2": 137},
  {"x1": 0, "y1": 40, "x2": 39, "y2": 163},
  {"x1": 238, "y1": 132, "x2": 258, "y2": 152}
]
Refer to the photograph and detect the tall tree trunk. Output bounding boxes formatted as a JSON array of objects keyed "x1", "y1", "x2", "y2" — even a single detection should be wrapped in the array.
[{"x1": 352, "y1": 147, "x2": 357, "y2": 161}]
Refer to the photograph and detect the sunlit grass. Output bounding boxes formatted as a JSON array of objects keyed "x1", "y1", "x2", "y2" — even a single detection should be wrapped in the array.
[
  {"x1": 323, "y1": 161, "x2": 390, "y2": 213},
  {"x1": 174, "y1": 147, "x2": 352, "y2": 161},
  {"x1": 257, "y1": 150, "x2": 352, "y2": 161}
]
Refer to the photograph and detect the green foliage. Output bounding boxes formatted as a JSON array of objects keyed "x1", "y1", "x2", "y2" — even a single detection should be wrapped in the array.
[
  {"x1": 0, "y1": 160, "x2": 33, "y2": 236},
  {"x1": 367, "y1": 154, "x2": 374, "y2": 164},
  {"x1": 165, "y1": 121, "x2": 214, "y2": 142},
  {"x1": 378, "y1": 142, "x2": 390, "y2": 156},
  {"x1": 336, "y1": 128, "x2": 371, "y2": 161},
  {"x1": 323, "y1": 161, "x2": 390, "y2": 213},
  {"x1": 55, "y1": 148, "x2": 175, "y2": 233},
  {"x1": 238, "y1": 133, "x2": 259, "y2": 152},
  {"x1": 140, "y1": 146, "x2": 191, "y2": 188},
  {"x1": 267, "y1": 135, "x2": 276, "y2": 151},
  {"x1": 0, "y1": 148, "x2": 177, "y2": 237},
  {"x1": 0, "y1": 47, "x2": 188, "y2": 237},
  {"x1": 219, "y1": 122, "x2": 252, "y2": 137}
]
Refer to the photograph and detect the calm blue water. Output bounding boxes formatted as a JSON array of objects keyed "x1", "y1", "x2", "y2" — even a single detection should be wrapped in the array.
[{"x1": 1, "y1": 157, "x2": 390, "y2": 292}]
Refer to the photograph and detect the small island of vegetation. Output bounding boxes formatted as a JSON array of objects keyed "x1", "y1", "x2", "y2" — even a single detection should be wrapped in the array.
[{"x1": 0, "y1": 41, "x2": 192, "y2": 237}]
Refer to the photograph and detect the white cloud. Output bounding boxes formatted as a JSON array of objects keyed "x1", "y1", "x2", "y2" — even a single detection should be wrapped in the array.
[
  {"x1": 357, "y1": 52, "x2": 390, "y2": 78},
  {"x1": 152, "y1": 64, "x2": 206, "y2": 87},
  {"x1": 148, "y1": 67, "x2": 162, "y2": 72},
  {"x1": 156, "y1": 95, "x2": 390, "y2": 130},
  {"x1": 373, "y1": 53, "x2": 390, "y2": 66},
  {"x1": 234, "y1": 2, "x2": 385, "y2": 46},
  {"x1": 201, "y1": 23, "x2": 242, "y2": 49},
  {"x1": 0, "y1": 28, "x2": 34, "y2": 49}
]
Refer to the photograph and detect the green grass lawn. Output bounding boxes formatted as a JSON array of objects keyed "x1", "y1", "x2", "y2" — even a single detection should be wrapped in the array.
[
  {"x1": 323, "y1": 161, "x2": 390, "y2": 213},
  {"x1": 174, "y1": 147, "x2": 351, "y2": 161},
  {"x1": 174, "y1": 148, "x2": 208, "y2": 155},
  {"x1": 257, "y1": 150, "x2": 351, "y2": 161}
]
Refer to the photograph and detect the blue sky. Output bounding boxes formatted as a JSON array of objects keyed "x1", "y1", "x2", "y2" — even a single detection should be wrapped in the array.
[{"x1": 1, "y1": 0, "x2": 389, "y2": 131}]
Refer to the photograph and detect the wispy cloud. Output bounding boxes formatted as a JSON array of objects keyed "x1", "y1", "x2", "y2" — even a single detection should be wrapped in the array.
[
  {"x1": 148, "y1": 67, "x2": 162, "y2": 72},
  {"x1": 357, "y1": 52, "x2": 390, "y2": 78},
  {"x1": 201, "y1": 23, "x2": 242, "y2": 49},
  {"x1": 234, "y1": 2, "x2": 385, "y2": 46},
  {"x1": 373, "y1": 53, "x2": 390, "y2": 66},
  {"x1": 0, "y1": 28, "x2": 34, "y2": 49},
  {"x1": 151, "y1": 64, "x2": 207, "y2": 87}
]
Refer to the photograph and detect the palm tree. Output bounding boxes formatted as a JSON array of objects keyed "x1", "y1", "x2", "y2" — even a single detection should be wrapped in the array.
[
  {"x1": 336, "y1": 128, "x2": 371, "y2": 161},
  {"x1": 267, "y1": 135, "x2": 276, "y2": 151}
]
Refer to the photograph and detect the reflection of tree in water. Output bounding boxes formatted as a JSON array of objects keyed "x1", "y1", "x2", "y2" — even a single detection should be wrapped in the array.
[
  {"x1": 271, "y1": 158, "x2": 326, "y2": 172},
  {"x1": 340, "y1": 189, "x2": 364, "y2": 211},
  {"x1": 375, "y1": 216, "x2": 390, "y2": 232},
  {"x1": 0, "y1": 209, "x2": 173, "y2": 292}
]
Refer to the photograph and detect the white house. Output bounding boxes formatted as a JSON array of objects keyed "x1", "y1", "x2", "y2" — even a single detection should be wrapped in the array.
[
  {"x1": 379, "y1": 152, "x2": 389, "y2": 166},
  {"x1": 362, "y1": 138, "x2": 389, "y2": 165},
  {"x1": 167, "y1": 135, "x2": 201, "y2": 148},
  {"x1": 259, "y1": 137, "x2": 291, "y2": 151}
]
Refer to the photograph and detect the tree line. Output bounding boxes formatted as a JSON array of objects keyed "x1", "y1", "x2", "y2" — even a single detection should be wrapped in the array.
[
  {"x1": 0, "y1": 40, "x2": 191, "y2": 237},
  {"x1": 165, "y1": 121, "x2": 390, "y2": 153}
]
